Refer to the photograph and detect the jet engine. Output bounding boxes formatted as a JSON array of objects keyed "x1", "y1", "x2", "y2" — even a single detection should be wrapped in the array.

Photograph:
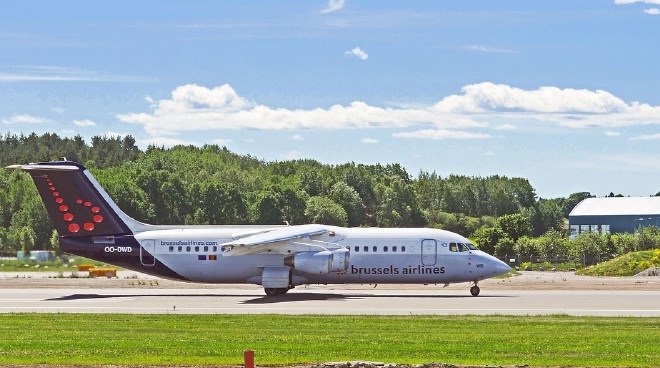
[{"x1": 284, "y1": 248, "x2": 350, "y2": 274}]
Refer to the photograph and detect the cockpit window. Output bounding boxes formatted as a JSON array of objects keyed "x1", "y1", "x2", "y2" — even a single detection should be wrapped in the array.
[
  {"x1": 464, "y1": 243, "x2": 478, "y2": 250},
  {"x1": 449, "y1": 242, "x2": 477, "y2": 252}
]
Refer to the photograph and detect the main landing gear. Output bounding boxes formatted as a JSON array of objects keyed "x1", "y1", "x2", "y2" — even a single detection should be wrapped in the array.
[
  {"x1": 264, "y1": 287, "x2": 290, "y2": 296},
  {"x1": 469, "y1": 282, "x2": 480, "y2": 297}
]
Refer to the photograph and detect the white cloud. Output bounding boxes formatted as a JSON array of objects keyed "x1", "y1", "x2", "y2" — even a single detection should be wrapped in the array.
[
  {"x1": 291, "y1": 134, "x2": 304, "y2": 140},
  {"x1": 644, "y1": 8, "x2": 660, "y2": 14},
  {"x1": 393, "y1": 129, "x2": 492, "y2": 140},
  {"x1": 211, "y1": 138, "x2": 233, "y2": 145},
  {"x1": 465, "y1": 45, "x2": 516, "y2": 54},
  {"x1": 605, "y1": 131, "x2": 621, "y2": 137},
  {"x1": 73, "y1": 119, "x2": 96, "y2": 127},
  {"x1": 630, "y1": 133, "x2": 660, "y2": 140},
  {"x1": 0, "y1": 66, "x2": 152, "y2": 83},
  {"x1": 283, "y1": 150, "x2": 303, "y2": 160},
  {"x1": 494, "y1": 123, "x2": 516, "y2": 131},
  {"x1": 361, "y1": 137, "x2": 379, "y2": 144},
  {"x1": 2, "y1": 114, "x2": 50, "y2": 124},
  {"x1": 117, "y1": 82, "x2": 660, "y2": 141},
  {"x1": 118, "y1": 83, "x2": 485, "y2": 135},
  {"x1": 321, "y1": 0, "x2": 346, "y2": 14},
  {"x1": 345, "y1": 47, "x2": 368, "y2": 60},
  {"x1": 614, "y1": 0, "x2": 660, "y2": 4}
]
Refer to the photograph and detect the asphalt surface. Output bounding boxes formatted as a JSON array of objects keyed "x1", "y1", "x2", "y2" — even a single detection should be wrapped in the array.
[{"x1": 1, "y1": 271, "x2": 659, "y2": 316}]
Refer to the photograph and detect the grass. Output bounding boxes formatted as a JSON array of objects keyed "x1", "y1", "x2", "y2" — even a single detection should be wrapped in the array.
[
  {"x1": 0, "y1": 257, "x2": 108, "y2": 272},
  {"x1": 0, "y1": 314, "x2": 659, "y2": 367},
  {"x1": 578, "y1": 249, "x2": 660, "y2": 276}
]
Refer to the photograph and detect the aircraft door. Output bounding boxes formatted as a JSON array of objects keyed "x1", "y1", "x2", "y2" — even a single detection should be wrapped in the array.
[
  {"x1": 140, "y1": 240, "x2": 156, "y2": 266},
  {"x1": 421, "y1": 239, "x2": 437, "y2": 266}
]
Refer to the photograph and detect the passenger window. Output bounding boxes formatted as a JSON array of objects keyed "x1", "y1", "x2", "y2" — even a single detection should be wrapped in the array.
[
  {"x1": 401, "y1": 246, "x2": 406, "y2": 252},
  {"x1": 384, "y1": 246, "x2": 388, "y2": 252},
  {"x1": 355, "y1": 246, "x2": 359, "y2": 252},
  {"x1": 169, "y1": 246, "x2": 174, "y2": 252},
  {"x1": 186, "y1": 246, "x2": 191, "y2": 252},
  {"x1": 373, "y1": 246, "x2": 377, "y2": 252},
  {"x1": 392, "y1": 246, "x2": 397, "y2": 252},
  {"x1": 213, "y1": 246, "x2": 217, "y2": 252},
  {"x1": 194, "y1": 246, "x2": 200, "y2": 252},
  {"x1": 178, "y1": 246, "x2": 182, "y2": 252},
  {"x1": 204, "y1": 246, "x2": 209, "y2": 252},
  {"x1": 364, "y1": 246, "x2": 368, "y2": 252}
]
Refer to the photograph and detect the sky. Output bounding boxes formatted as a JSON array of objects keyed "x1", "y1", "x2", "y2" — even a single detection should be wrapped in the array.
[{"x1": 1, "y1": 0, "x2": 659, "y2": 199}]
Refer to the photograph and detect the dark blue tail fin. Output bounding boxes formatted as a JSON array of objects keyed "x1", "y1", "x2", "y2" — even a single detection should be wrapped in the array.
[{"x1": 8, "y1": 160, "x2": 137, "y2": 237}]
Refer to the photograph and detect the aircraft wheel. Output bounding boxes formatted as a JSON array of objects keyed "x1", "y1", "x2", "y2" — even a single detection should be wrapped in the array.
[
  {"x1": 470, "y1": 285, "x2": 480, "y2": 297},
  {"x1": 264, "y1": 288, "x2": 288, "y2": 296}
]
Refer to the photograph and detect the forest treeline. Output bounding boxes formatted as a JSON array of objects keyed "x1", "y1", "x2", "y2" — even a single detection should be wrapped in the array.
[{"x1": 0, "y1": 132, "x2": 653, "y2": 263}]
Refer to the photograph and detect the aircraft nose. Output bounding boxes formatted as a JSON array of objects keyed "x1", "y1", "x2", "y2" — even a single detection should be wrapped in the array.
[{"x1": 493, "y1": 259, "x2": 511, "y2": 275}]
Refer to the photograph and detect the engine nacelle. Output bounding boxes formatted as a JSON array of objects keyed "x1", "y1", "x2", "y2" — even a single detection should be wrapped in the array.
[{"x1": 284, "y1": 249, "x2": 350, "y2": 274}]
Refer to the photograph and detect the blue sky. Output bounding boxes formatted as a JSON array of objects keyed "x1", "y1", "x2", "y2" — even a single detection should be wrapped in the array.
[{"x1": 1, "y1": 0, "x2": 659, "y2": 198}]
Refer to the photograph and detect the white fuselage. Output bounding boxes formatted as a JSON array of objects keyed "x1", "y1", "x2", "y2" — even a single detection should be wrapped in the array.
[{"x1": 130, "y1": 226, "x2": 509, "y2": 286}]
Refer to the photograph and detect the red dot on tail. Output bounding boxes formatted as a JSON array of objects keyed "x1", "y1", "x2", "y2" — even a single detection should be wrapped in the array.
[
  {"x1": 93, "y1": 215, "x2": 104, "y2": 223},
  {"x1": 68, "y1": 223, "x2": 80, "y2": 233},
  {"x1": 63, "y1": 213, "x2": 74, "y2": 222},
  {"x1": 84, "y1": 223, "x2": 94, "y2": 231},
  {"x1": 59, "y1": 205, "x2": 69, "y2": 212},
  {"x1": 50, "y1": 186, "x2": 56, "y2": 191},
  {"x1": 53, "y1": 192, "x2": 59, "y2": 197},
  {"x1": 91, "y1": 206, "x2": 100, "y2": 213},
  {"x1": 76, "y1": 199, "x2": 83, "y2": 204},
  {"x1": 84, "y1": 201, "x2": 91, "y2": 207},
  {"x1": 55, "y1": 197, "x2": 64, "y2": 204}
]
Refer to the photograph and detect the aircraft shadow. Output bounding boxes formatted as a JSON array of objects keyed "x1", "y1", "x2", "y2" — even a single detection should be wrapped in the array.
[
  {"x1": 46, "y1": 292, "x2": 514, "y2": 302},
  {"x1": 45, "y1": 293, "x2": 260, "y2": 301},
  {"x1": 243, "y1": 292, "x2": 514, "y2": 304},
  {"x1": 241, "y1": 292, "x2": 357, "y2": 304}
]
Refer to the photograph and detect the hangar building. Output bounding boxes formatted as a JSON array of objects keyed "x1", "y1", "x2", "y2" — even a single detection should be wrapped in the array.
[{"x1": 568, "y1": 197, "x2": 660, "y2": 239}]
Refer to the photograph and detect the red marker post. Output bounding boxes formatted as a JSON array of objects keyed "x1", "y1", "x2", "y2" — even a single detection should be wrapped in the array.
[{"x1": 244, "y1": 349, "x2": 254, "y2": 368}]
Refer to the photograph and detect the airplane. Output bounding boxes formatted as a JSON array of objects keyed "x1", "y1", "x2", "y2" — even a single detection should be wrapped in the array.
[{"x1": 7, "y1": 159, "x2": 511, "y2": 296}]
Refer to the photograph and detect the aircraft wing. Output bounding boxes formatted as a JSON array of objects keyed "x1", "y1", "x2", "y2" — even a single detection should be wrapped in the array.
[{"x1": 221, "y1": 224, "x2": 333, "y2": 256}]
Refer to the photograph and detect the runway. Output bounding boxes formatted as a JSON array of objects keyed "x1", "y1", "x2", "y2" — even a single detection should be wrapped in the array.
[{"x1": 2, "y1": 286, "x2": 659, "y2": 316}]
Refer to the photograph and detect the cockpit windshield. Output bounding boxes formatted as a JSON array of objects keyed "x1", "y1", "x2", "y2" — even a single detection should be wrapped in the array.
[{"x1": 449, "y1": 242, "x2": 478, "y2": 252}]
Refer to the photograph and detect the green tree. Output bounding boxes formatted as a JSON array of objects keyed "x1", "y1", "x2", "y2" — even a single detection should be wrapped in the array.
[
  {"x1": 50, "y1": 230, "x2": 60, "y2": 254},
  {"x1": 496, "y1": 213, "x2": 532, "y2": 242},
  {"x1": 304, "y1": 196, "x2": 348, "y2": 226},
  {"x1": 514, "y1": 236, "x2": 540, "y2": 263},
  {"x1": 536, "y1": 230, "x2": 569, "y2": 263},
  {"x1": 330, "y1": 181, "x2": 365, "y2": 227},
  {"x1": 472, "y1": 226, "x2": 508, "y2": 255},
  {"x1": 570, "y1": 232, "x2": 607, "y2": 266},
  {"x1": 494, "y1": 237, "x2": 515, "y2": 260},
  {"x1": 253, "y1": 192, "x2": 283, "y2": 225}
]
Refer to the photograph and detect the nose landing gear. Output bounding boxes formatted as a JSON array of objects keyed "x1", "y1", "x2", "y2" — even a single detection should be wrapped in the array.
[
  {"x1": 469, "y1": 282, "x2": 480, "y2": 296},
  {"x1": 264, "y1": 287, "x2": 290, "y2": 296}
]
